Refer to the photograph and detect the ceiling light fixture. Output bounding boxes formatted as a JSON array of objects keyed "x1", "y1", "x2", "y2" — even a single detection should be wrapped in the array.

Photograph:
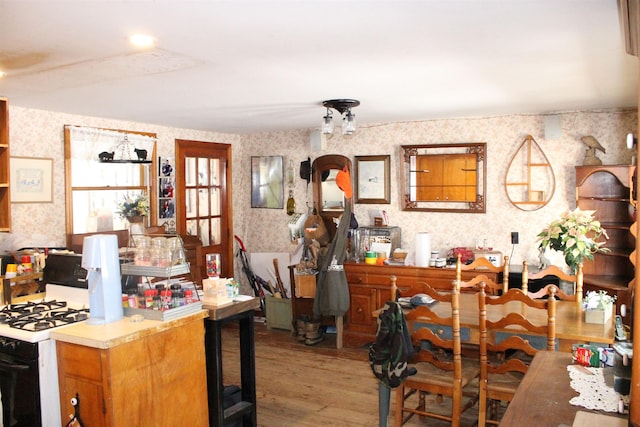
[
  {"x1": 321, "y1": 99, "x2": 360, "y2": 135},
  {"x1": 129, "y1": 34, "x2": 155, "y2": 48}
]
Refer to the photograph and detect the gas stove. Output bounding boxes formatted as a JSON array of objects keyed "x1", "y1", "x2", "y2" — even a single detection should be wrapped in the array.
[
  {"x1": 0, "y1": 253, "x2": 93, "y2": 427},
  {"x1": 0, "y1": 284, "x2": 91, "y2": 343},
  {"x1": 0, "y1": 301, "x2": 90, "y2": 332}
]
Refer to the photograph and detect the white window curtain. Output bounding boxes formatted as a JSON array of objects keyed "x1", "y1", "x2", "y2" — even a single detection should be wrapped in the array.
[{"x1": 68, "y1": 125, "x2": 156, "y2": 162}]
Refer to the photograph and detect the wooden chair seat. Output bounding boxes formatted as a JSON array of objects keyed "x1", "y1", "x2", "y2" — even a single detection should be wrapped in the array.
[
  {"x1": 407, "y1": 358, "x2": 480, "y2": 388},
  {"x1": 484, "y1": 371, "x2": 523, "y2": 396}
]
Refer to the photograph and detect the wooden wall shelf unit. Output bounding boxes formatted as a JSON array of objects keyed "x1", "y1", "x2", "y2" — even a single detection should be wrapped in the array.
[
  {"x1": 575, "y1": 165, "x2": 635, "y2": 321},
  {"x1": 0, "y1": 98, "x2": 10, "y2": 231},
  {"x1": 1, "y1": 272, "x2": 44, "y2": 305},
  {"x1": 504, "y1": 135, "x2": 555, "y2": 211},
  {"x1": 342, "y1": 262, "x2": 502, "y2": 348}
]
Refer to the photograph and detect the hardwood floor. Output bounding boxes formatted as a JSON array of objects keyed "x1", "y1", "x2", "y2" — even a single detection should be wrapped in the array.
[{"x1": 220, "y1": 320, "x2": 480, "y2": 426}]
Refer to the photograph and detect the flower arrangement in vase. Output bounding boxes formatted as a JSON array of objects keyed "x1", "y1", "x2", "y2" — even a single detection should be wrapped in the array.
[
  {"x1": 536, "y1": 207, "x2": 609, "y2": 274},
  {"x1": 117, "y1": 193, "x2": 150, "y2": 221}
]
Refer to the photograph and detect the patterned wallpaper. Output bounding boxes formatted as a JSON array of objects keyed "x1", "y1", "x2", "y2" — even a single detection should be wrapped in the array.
[
  {"x1": 240, "y1": 109, "x2": 638, "y2": 269},
  {"x1": 2, "y1": 106, "x2": 637, "y2": 281},
  {"x1": 3, "y1": 106, "x2": 241, "y2": 249}
]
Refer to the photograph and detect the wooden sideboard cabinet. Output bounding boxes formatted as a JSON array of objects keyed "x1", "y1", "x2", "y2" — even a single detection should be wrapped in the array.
[{"x1": 343, "y1": 262, "x2": 502, "y2": 348}]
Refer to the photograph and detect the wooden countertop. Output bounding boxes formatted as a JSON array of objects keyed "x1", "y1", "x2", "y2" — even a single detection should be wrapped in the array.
[
  {"x1": 50, "y1": 310, "x2": 208, "y2": 349},
  {"x1": 203, "y1": 296, "x2": 260, "y2": 320}
]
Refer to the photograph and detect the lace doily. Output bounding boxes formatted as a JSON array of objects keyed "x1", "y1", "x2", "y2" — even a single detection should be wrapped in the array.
[{"x1": 567, "y1": 365, "x2": 629, "y2": 412}]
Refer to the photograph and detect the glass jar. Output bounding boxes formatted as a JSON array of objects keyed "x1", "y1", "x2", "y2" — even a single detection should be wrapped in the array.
[
  {"x1": 151, "y1": 247, "x2": 171, "y2": 267},
  {"x1": 132, "y1": 235, "x2": 151, "y2": 248},
  {"x1": 134, "y1": 247, "x2": 151, "y2": 266}
]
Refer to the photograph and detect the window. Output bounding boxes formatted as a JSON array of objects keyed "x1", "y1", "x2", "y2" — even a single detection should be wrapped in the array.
[{"x1": 64, "y1": 125, "x2": 157, "y2": 236}]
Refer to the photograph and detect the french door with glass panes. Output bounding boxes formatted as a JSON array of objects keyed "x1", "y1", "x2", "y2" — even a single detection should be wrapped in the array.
[{"x1": 175, "y1": 140, "x2": 232, "y2": 281}]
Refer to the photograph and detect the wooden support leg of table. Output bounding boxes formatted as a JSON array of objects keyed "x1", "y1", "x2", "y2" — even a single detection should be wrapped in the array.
[
  {"x1": 205, "y1": 310, "x2": 257, "y2": 427},
  {"x1": 336, "y1": 315, "x2": 343, "y2": 349}
]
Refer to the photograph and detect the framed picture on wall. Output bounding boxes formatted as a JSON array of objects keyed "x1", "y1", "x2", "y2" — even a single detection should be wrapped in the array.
[
  {"x1": 158, "y1": 157, "x2": 176, "y2": 231},
  {"x1": 251, "y1": 156, "x2": 284, "y2": 209},
  {"x1": 10, "y1": 156, "x2": 54, "y2": 203},
  {"x1": 355, "y1": 155, "x2": 390, "y2": 204}
]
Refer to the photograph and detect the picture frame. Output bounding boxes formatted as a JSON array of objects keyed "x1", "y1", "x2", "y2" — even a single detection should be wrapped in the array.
[
  {"x1": 10, "y1": 156, "x2": 54, "y2": 203},
  {"x1": 355, "y1": 155, "x2": 391, "y2": 204},
  {"x1": 251, "y1": 155, "x2": 284, "y2": 209}
]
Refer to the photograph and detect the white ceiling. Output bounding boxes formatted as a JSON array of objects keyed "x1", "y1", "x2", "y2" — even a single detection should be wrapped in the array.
[{"x1": 0, "y1": 0, "x2": 638, "y2": 134}]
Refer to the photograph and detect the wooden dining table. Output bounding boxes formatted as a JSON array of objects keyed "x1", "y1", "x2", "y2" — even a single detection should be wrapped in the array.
[
  {"x1": 499, "y1": 351, "x2": 627, "y2": 426},
  {"x1": 397, "y1": 292, "x2": 615, "y2": 351}
]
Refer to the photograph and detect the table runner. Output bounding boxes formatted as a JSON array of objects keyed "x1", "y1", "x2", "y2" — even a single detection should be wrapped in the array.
[{"x1": 567, "y1": 365, "x2": 629, "y2": 412}]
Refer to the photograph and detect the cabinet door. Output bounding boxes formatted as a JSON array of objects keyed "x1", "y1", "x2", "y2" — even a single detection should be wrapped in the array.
[
  {"x1": 59, "y1": 377, "x2": 106, "y2": 427},
  {"x1": 415, "y1": 155, "x2": 443, "y2": 200},
  {"x1": 348, "y1": 284, "x2": 378, "y2": 332},
  {"x1": 442, "y1": 154, "x2": 477, "y2": 202},
  {"x1": 57, "y1": 343, "x2": 108, "y2": 427}
]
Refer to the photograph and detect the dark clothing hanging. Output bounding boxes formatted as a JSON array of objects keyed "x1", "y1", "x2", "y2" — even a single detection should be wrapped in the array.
[{"x1": 313, "y1": 203, "x2": 351, "y2": 318}]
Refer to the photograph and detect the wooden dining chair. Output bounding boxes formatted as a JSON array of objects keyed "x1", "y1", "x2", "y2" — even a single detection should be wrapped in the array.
[
  {"x1": 394, "y1": 281, "x2": 480, "y2": 427},
  {"x1": 456, "y1": 254, "x2": 510, "y2": 294},
  {"x1": 522, "y1": 261, "x2": 583, "y2": 303},
  {"x1": 477, "y1": 282, "x2": 557, "y2": 426}
]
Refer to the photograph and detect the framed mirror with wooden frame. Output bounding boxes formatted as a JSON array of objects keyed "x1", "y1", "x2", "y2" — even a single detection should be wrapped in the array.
[
  {"x1": 400, "y1": 143, "x2": 486, "y2": 213},
  {"x1": 312, "y1": 154, "x2": 353, "y2": 240}
]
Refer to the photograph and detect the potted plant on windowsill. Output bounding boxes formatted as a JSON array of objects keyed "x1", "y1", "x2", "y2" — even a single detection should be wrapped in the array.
[
  {"x1": 536, "y1": 207, "x2": 610, "y2": 275},
  {"x1": 117, "y1": 193, "x2": 149, "y2": 234},
  {"x1": 583, "y1": 290, "x2": 616, "y2": 324}
]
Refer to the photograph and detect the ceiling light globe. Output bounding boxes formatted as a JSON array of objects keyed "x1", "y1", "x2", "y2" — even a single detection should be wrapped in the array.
[
  {"x1": 342, "y1": 112, "x2": 356, "y2": 135},
  {"x1": 322, "y1": 114, "x2": 334, "y2": 135}
]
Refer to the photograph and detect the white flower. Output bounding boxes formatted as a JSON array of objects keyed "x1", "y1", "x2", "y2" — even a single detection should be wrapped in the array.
[{"x1": 584, "y1": 290, "x2": 616, "y2": 310}]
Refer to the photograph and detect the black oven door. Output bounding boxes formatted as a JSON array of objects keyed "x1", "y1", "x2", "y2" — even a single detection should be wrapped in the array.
[{"x1": 0, "y1": 352, "x2": 41, "y2": 427}]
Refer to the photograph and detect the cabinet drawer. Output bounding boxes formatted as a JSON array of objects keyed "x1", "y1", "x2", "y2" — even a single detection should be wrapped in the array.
[
  {"x1": 349, "y1": 293, "x2": 375, "y2": 327},
  {"x1": 57, "y1": 342, "x2": 102, "y2": 382},
  {"x1": 413, "y1": 322, "x2": 471, "y2": 342},
  {"x1": 346, "y1": 271, "x2": 367, "y2": 284}
]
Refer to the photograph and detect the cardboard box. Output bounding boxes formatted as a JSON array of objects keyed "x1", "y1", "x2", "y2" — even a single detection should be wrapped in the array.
[
  {"x1": 295, "y1": 273, "x2": 317, "y2": 298},
  {"x1": 585, "y1": 305, "x2": 613, "y2": 324},
  {"x1": 265, "y1": 295, "x2": 293, "y2": 331}
]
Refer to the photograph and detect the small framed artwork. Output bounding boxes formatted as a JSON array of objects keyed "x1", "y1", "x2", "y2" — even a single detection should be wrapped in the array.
[
  {"x1": 10, "y1": 156, "x2": 54, "y2": 203},
  {"x1": 251, "y1": 156, "x2": 284, "y2": 209},
  {"x1": 355, "y1": 155, "x2": 391, "y2": 204}
]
